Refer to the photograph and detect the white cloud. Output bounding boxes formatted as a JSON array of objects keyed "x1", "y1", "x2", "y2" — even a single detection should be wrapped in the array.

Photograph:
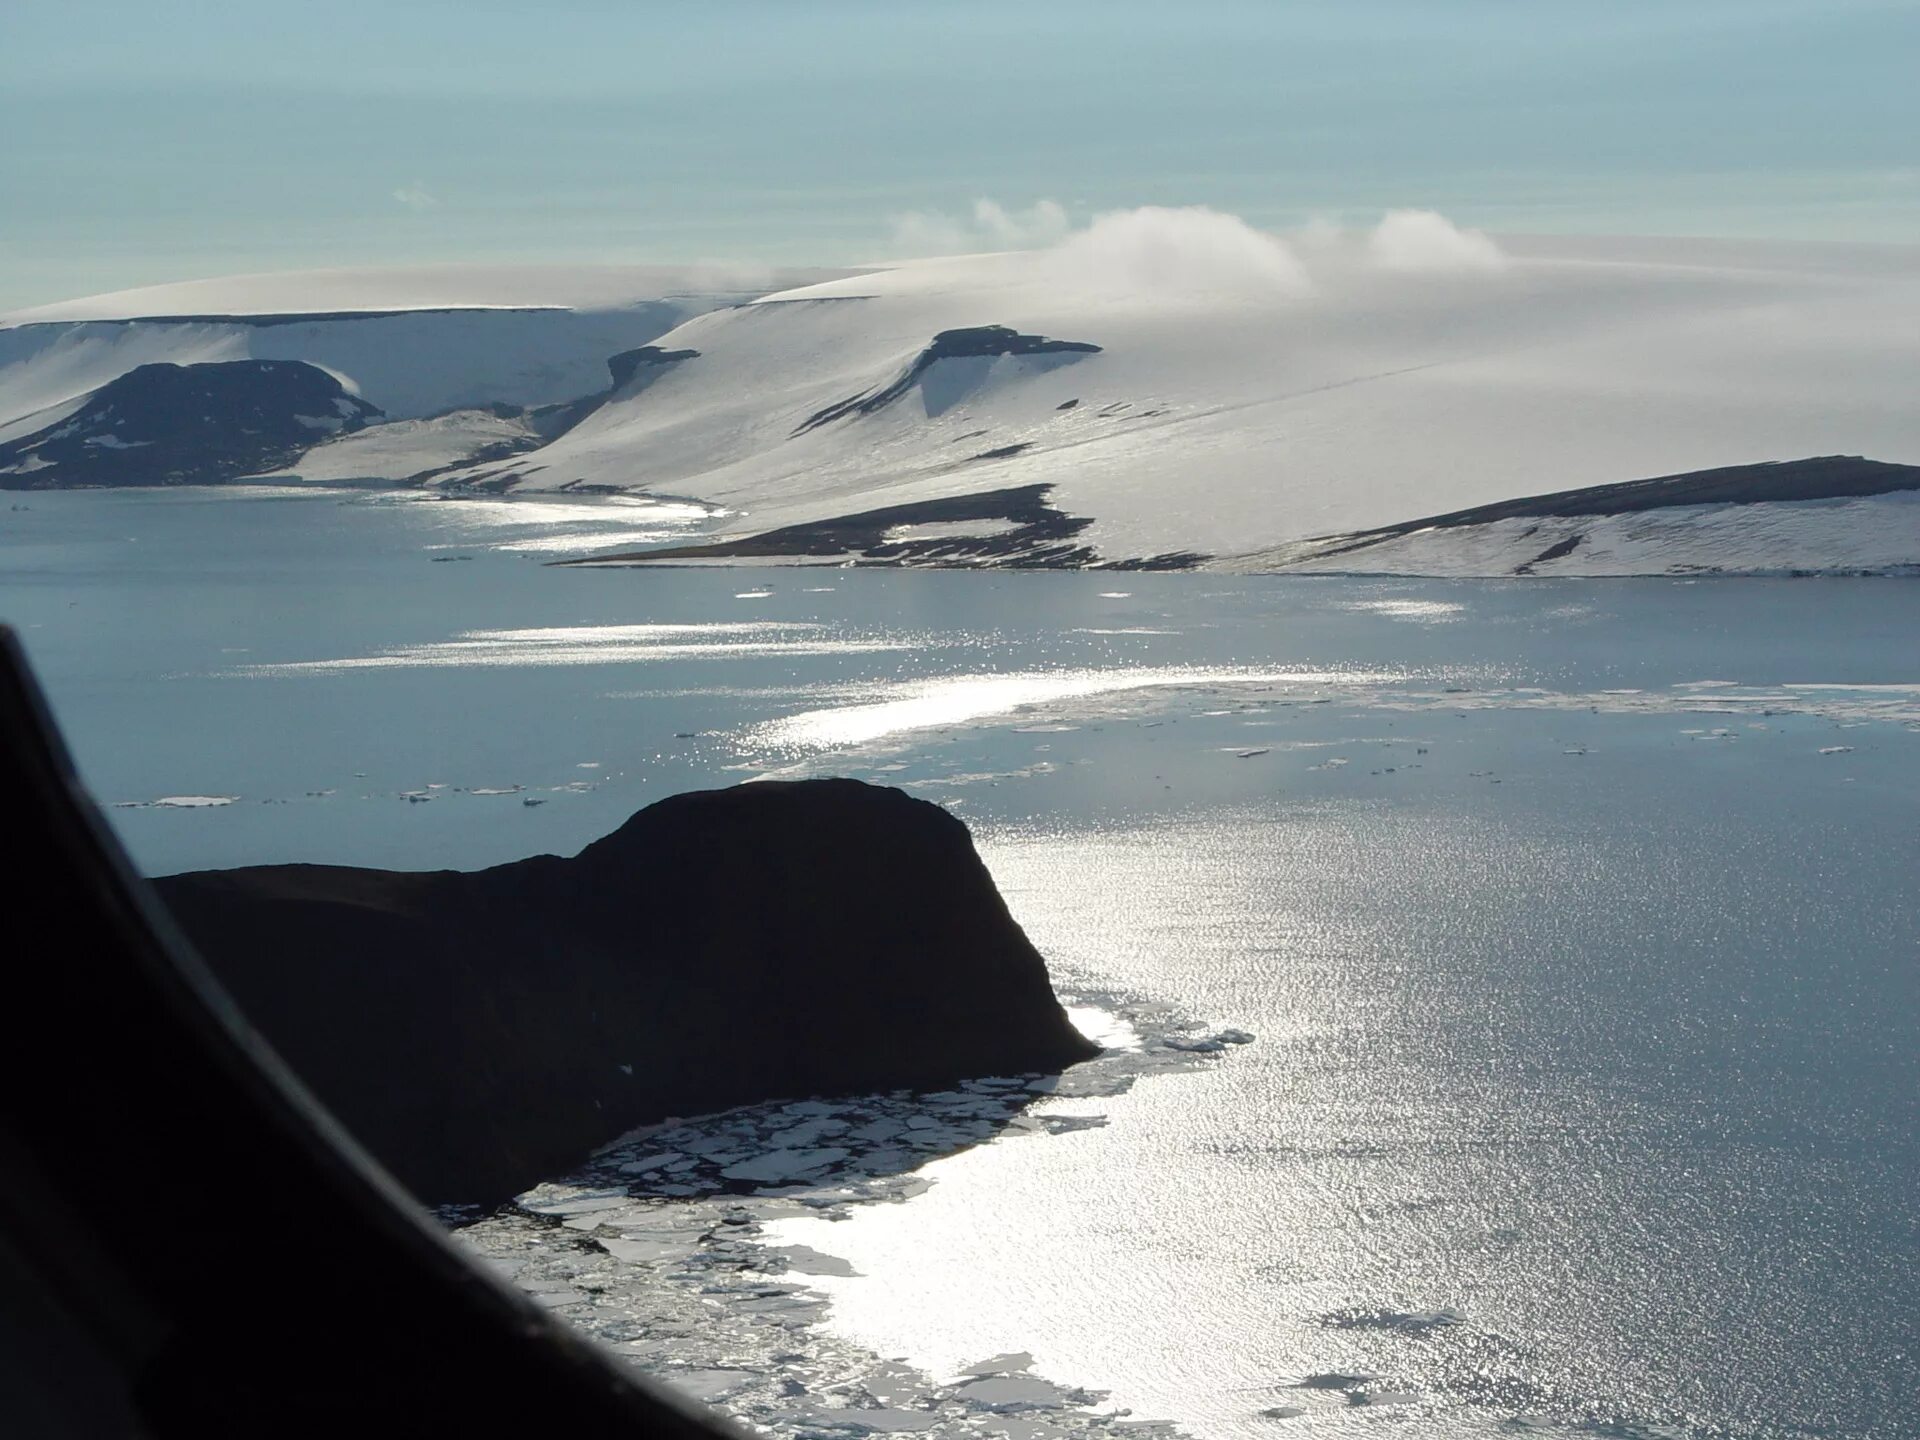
[
  {"x1": 1364, "y1": 209, "x2": 1507, "y2": 273},
  {"x1": 887, "y1": 198, "x2": 1311, "y2": 297},
  {"x1": 970, "y1": 198, "x2": 1070, "y2": 247},
  {"x1": 1042, "y1": 205, "x2": 1312, "y2": 296},
  {"x1": 880, "y1": 199, "x2": 1506, "y2": 297},
  {"x1": 392, "y1": 181, "x2": 440, "y2": 212}
]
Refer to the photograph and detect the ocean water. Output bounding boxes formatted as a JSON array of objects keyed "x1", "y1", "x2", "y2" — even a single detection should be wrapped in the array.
[{"x1": 2, "y1": 487, "x2": 1915, "y2": 1439}]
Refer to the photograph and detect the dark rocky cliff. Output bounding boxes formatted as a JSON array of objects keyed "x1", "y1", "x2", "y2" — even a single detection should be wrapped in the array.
[{"x1": 154, "y1": 779, "x2": 1097, "y2": 1207}]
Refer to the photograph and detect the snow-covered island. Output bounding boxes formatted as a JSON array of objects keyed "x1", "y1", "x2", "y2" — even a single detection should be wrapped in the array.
[{"x1": 5, "y1": 217, "x2": 1918, "y2": 575}]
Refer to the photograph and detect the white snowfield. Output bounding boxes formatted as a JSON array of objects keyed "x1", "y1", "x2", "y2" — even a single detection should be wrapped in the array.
[
  {"x1": 5, "y1": 221, "x2": 1919, "y2": 573},
  {"x1": 0, "y1": 264, "x2": 851, "y2": 428},
  {"x1": 250, "y1": 409, "x2": 538, "y2": 484},
  {"x1": 1218, "y1": 492, "x2": 1920, "y2": 578},
  {"x1": 0, "y1": 262, "x2": 848, "y2": 325},
  {"x1": 430, "y1": 220, "x2": 1920, "y2": 570}
]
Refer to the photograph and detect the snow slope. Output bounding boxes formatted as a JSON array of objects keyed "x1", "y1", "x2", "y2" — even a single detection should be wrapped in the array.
[
  {"x1": 1222, "y1": 465, "x2": 1920, "y2": 576},
  {"x1": 0, "y1": 265, "x2": 851, "y2": 429},
  {"x1": 250, "y1": 408, "x2": 539, "y2": 484},
  {"x1": 440, "y1": 225, "x2": 1920, "y2": 571},
  {"x1": 8, "y1": 228, "x2": 1920, "y2": 572},
  {"x1": 1244, "y1": 492, "x2": 1920, "y2": 577}
]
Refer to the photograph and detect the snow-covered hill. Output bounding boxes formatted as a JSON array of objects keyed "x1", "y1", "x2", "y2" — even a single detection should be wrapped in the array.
[
  {"x1": 1219, "y1": 456, "x2": 1920, "y2": 577},
  {"x1": 0, "y1": 264, "x2": 849, "y2": 484},
  {"x1": 5, "y1": 221, "x2": 1919, "y2": 574}
]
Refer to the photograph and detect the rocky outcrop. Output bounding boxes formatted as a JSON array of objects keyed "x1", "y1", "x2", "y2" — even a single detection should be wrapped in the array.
[
  {"x1": 0, "y1": 359, "x2": 382, "y2": 487},
  {"x1": 606, "y1": 344, "x2": 700, "y2": 392},
  {"x1": 795, "y1": 325, "x2": 1100, "y2": 434},
  {"x1": 504, "y1": 344, "x2": 703, "y2": 454},
  {"x1": 153, "y1": 779, "x2": 1098, "y2": 1207},
  {"x1": 564, "y1": 483, "x2": 1205, "y2": 570}
]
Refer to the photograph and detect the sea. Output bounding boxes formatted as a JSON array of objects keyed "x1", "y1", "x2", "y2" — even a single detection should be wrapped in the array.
[{"x1": 3, "y1": 485, "x2": 1915, "y2": 1440}]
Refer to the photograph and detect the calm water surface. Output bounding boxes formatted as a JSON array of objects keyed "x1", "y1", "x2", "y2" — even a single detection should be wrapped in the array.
[{"x1": 2, "y1": 487, "x2": 1914, "y2": 1439}]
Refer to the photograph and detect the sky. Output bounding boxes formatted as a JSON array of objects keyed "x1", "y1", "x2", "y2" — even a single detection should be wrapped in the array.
[{"x1": 3, "y1": 0, "x2": 1917, "y2": 309}]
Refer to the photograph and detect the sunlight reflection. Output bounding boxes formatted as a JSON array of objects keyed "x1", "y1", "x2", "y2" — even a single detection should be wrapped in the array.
[
  {"x1": 745, "y1": 666, "x2": 1396, "y2": 752},
  {"x1": 238, "y1": 621, "x2": 907, "y2": 673}
]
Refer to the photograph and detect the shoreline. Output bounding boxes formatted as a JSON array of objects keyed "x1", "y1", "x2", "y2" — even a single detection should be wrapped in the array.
[{"x1": 450, "y1": 991, "x2": 1252, "y2": 1440}]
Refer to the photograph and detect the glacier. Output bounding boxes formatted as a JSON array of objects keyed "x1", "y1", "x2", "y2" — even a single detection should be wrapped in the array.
[{"x1": 4, "y1": 223, "x2": 1918, "y2": 573}]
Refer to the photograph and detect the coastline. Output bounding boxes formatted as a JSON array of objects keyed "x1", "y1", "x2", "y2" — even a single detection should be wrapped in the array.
[{"x1": 451, "y1": 993, "x2": 1252, "y2": 1440}]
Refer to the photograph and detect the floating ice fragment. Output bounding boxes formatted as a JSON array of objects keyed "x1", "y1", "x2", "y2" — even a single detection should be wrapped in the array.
[
  {"x1": 524, "y1": 1193, "x2": 630, "y2": 1216},
  {"x1": 961, "y1": 1352, "x2": 1036, "y2": 1376},
  {"x1": 721, "y1": 1147, "x2": 851, "y2": 1183},
  {"x1": 1317, "y1": 1305, "x2": 1462, "y2": 1336},
  {"x1": 763, "y1": 1118, "x2": 849, "y2": 1148},
  {"x1": 1038, "y1": 1114, "x2": 1108, "y2": 1135},
  {"x1": 666, "y1": 1369, "x2": 758, "y2": 1402},
  {"x1": 1818, "y1": 745, "x2": 1855, "y2": 755},
  {"x1": 773, "y1": 1244, "x2": 859, "y2": 1277},
  {"x1": 804, "y1": 1407, "x2": 937, "y2": 1432},
  {"x1": 1165, "y1": 1027, "x2": 1255, "y2": 1053},
  {"x1": 152, "y1": 794, "x2": 239, "y2": 808},
  {"x1": 952, "y1": 1374, "x2": 1074, "y2": 1410}
]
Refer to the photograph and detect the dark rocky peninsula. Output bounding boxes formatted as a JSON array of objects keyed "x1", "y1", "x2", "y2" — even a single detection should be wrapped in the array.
[{"x1": 154, "y1": 779, "x2": 1098, "y2": 1208}]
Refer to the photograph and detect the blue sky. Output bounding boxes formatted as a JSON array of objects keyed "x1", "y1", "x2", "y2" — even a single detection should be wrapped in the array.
[{"x1": 3, "y1": 0, "x2": 1916, "y2": 308}]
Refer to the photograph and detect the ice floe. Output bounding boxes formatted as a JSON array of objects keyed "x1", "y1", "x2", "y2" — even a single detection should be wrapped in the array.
[{"x1": 449, "y1": 996, "x2": 1254, "y2": 1440}]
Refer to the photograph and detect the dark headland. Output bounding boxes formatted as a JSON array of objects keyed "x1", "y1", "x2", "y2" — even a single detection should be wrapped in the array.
[{"x1": 154, "y1": 778, "x2": 1098, "y2": 1208}]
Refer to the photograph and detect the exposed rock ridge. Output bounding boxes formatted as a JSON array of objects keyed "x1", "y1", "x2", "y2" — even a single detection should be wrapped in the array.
[
  {"x1": 1262, "y1": 455, "x2": 1920, "y2": 568},
  {"x1": 561, "y1": 482, "x2": 1205, "y2": 570},
  {"x1": 794, "y1": 325, "x2": 1101, "y2": 435},
  {"x1": 606, "y1": 345, "x2": 701, "y2": 391}
]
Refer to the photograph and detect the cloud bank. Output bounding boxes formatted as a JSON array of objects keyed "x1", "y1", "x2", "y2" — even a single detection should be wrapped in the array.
[
  {"x1": 1363, "y1": 209, "x2": 1508, "y2": 273},
  {"x1": 1043, "y1": 206, "x2": 1313, "y2": 296},
  {"x1": 882, "y1": 200, "x2": 1507, "y2": 295}
]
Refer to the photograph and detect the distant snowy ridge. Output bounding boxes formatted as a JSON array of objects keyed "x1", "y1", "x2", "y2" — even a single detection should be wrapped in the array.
[
  {"x1": 1220, "y1": 457, "x2": 1920, "y2": 577},
  {"x1": 4, "y1": 223, "x2": 1919, "y2": 573},
  {"x1": 0, "y1": 265, "x2": 850, "y2": 474},
  {"x1": 0, "y1": 263, "x2": 853, "y2": 325}
]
